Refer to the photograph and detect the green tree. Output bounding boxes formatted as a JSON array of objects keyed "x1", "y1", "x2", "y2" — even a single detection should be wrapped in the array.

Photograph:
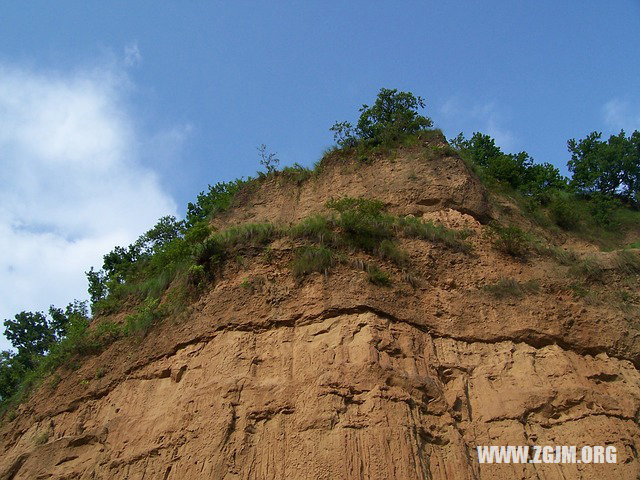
[
  {"x1": 48, "y1": 300, "x2": 89, "y2": 340},
  {"x1": 185, "y1": 179, "x2": 246, "y2": 227},
  {"x1": 0, "y1": 350, "x2": 26, "y2": 401},
  {"x1": 567, "y1": 129, "x2": 640, "y2": 205},
  {"x1": 331, "y1": 88, "x2": 433, "y2": 147},
  {"x1": 136, "y1": 215, "x2": 184, "y2": 255},
  {"x1": 452, "y1": 132, "x2": 566, "y2": 197},
  {"x1": 86, "y1": 267, "x2": 107, "y2": 304},
  {"x1": 451, "y1": 132, "x2": 503, "y2": 168},
  {"x1": 3, "y1": 311, "x2": 55, "y2": 369}
]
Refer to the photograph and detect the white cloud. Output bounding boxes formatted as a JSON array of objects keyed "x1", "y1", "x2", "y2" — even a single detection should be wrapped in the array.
[
  {"x1": 603, "y1": 99, "x2": 640, "y2": 132},
  {"x1": 439, "y1": 98, "x2": 516, "y2": 151},
  {"x1": 0, "y1": 63, "x2": 178, "y2": 351},
  {"x1": 124, "y1": 43, "x2": 142, "y2": 67}
]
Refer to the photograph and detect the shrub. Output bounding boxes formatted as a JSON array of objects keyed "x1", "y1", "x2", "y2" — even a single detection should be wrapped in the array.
[
  {"x1": 257, "y1": 144, "x2": 279, "y2": 174},
  {"x1": 367, "y1": 266, "x2": 392, "y2": 286},
  {"x1": 185, "y1": 179, "x2": 247, "y2": 227},
  {"x1": 327, "y1": 197, "x2": 394, "y2": 252},
  {"x1": 491, "y1": 224, "x2": 529, "y2": 257},
  {"x1": 187, "y1": 264, "x2": 206, "y2": 286},
  {"x1": 549, "y1": 192, "x2": 581, "y2": 230},
  {"x1": 33, "y1": 430, "x2": 49, "y2": 445},
  {"x1": 184, "y1": 221, "x2": 211, "y2": 245},
  {"x1": 192, "y1": 237, "x2": 225, "y2": 267},
  {"x1": 280, "y1": 163, "x2": 313, "y2": 184}
]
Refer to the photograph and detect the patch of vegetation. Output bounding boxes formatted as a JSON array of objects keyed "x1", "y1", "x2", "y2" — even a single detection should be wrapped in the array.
[
  {"x1": 185, "y1": 179, "x2": 248, "y2": 228},
  {"x1": 123, "y1": 298, "x2": 164, "y2": 339},
  {"x1": 451, "y1": 132, "x2": 566, "y2": 200},
  {"x1": 217, "y1": 222, "x2": 279, "y2": 248},
  {"x1": 33, "y1": 430, "x2": 49, "y2": 445},
  {"x1": 398, "y1": 215, "x2": 472, "y2": 252},
  {"x1": 548, "y1": 191, "x2": 581, "y2": 230},
  {"x1": 613, "y1": 249, "x2": 640, "y2": 274},
  {"x1": 286, "y1": 197, "x2": 466, "y2": 284},
  {"x1": 451, "y1": 129, "x2": 640, "y2": 248},
  {"x1": 292, "y1": 245, "x2": 337, "y2": 277},
  {"x1": 279, "y1": 163, "x2": 313, "y2": 184},
  {"x1": 569, "y1": 257, "x2": 605, "y2": 282},
  {"x1": 378, "y1": 239, "x2": 410, "y2": 267},
  {"x1": 367, "y1": 266, "x2": 392, "y2": 286},
  {"x1": 490, "y1": 224, "x2": 529, "y2": 257},
  {"x1": 482, "y1": 278, "x2": 540, "y2": 298},
  {"x1": 330, "y1": 88, "x2": 433, "y2": 149}
]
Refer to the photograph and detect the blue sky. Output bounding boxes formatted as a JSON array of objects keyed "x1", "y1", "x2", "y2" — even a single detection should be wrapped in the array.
[{"x1": 1, "y1": 1, "x2": 639, "y2": 350}]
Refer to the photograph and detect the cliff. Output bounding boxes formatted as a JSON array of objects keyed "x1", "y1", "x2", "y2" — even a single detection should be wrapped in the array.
[{"x1": 1, "y1": 135, "x2": 639, "y2": 479}]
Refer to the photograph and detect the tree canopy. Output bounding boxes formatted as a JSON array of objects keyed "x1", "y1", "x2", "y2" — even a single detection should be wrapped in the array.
[{"x1": 568, "y1": 130, "x2": 640, "y2": 205}]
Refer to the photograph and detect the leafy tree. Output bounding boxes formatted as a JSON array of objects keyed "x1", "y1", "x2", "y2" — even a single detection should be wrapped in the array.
[
  {"x1": 0, "y1": 350, "x2": 26, "y2": 401},
  {"x1": 452, "y1": 132, "x2": 566, "y2": 197},
  {"x1": 86, "y1": 267, "x2": 108, "y2": 304},
  {"x1": 136, "y1": 215, "x2": 184, "y2": 255},
  {"x1": 524, "y1": 162, "x2": 567, "y2": 195},
  {"x1": 185, "y1": 179, "x2": 246, "y2": 227},
  {"x1": 3, "y1": 311, "x2": 55, "y2": 367},
  {"x1": 451, "y1": 132, "x2": 502, "y2": 168},
  {"x1": 102, "y1": 245, "x2": 142, "y2": 285},
  {"x1": 329, "y1": 121, "x2": 357, "y2": 148},
  {"x1": 48, "y1": 300, "x2": 89, "y2": 340},
  {"x1": 567, "y1": 129, "x2": 640, "y2": 205},
  {"x1": 331, "y1": 88, "x2": 433, "y2": 147}
]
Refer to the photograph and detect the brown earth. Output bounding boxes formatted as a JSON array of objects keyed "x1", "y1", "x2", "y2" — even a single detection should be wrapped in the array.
[{"x1": 1, "y1": 141, "x2": 639, "y2": 479}]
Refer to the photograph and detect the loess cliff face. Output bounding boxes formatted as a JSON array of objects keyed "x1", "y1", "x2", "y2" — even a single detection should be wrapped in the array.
[{"x1": 1, "y1": 138, "x2": 639, "y2": 480}]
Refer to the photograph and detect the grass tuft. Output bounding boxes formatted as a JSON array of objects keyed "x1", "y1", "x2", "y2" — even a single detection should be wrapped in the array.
[
  {"x1": 482, "y1": 278, "x2": 540, "y2": 298},
  {"x1": 292, "y1": 245, "x2": 336, "y2": 277}
]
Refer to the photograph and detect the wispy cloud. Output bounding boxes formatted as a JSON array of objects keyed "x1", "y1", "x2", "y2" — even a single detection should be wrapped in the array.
[
  {"x1": 0, "y1": 62, "x2": 178, "y2": 350},
  {"x1": 124, "y1": 42, "x2": 142, "y2": 67},
  {"x1": 603, "y1": 99, "x2": 640, "y2": 132},
  {"x1": 439, "y1": 98, "x2": 516, "y2": 151}
]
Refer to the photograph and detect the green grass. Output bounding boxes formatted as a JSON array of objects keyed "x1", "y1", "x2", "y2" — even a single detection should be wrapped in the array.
[
  {"x1": 398, "y1": 216, "x2": 472, "y2": 252},
  {"x1": 278, "y1": 163, "x2": 313, "y2": 184},
  {"x1": 292, "y1": 245, "x2": 336, "y2": 277},
  {"x1": 482, "y1": 278, "x2": 540, "y2": 298},
  {"x1": 534, "y1": 243, "x2": 578, "y2": 265},
  {"x1": 123, "y1": 298, "x2": 163, "y2": 339},
  {"x1": 217, "y1": 222, "x2": 278, "y2": 248},
  {"x1": 377, "y1": 239, "x2": 410, "y2": 267},
  {"x1": 288, "y1": 215, "x2": 335, "y2": 244},
  {"x1": 367, "y1": 266, "x2": 392, "y2": 286},
  {"x1": 569, "y1": 257, "x2": 605, "y2": 282},
  {"x1": 613, "y1": 250, "x2": 640, "y2": 274}
]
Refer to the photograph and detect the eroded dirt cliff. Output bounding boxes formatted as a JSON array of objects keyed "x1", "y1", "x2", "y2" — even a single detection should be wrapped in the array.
[{"x1": 1, "y1": 140, "x2": 639, "y2": 479}]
